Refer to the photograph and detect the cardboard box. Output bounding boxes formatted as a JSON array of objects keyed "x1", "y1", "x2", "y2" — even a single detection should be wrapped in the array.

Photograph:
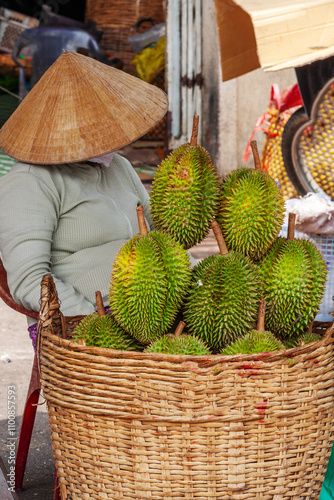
[{"x1": 214, "y1": 0, "x2": 334, "y2": 81}]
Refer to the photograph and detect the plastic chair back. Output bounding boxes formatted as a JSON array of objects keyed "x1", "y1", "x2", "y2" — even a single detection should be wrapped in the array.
[{"x1": 0, "y1": 256, "x2": 38, "y2": 319}]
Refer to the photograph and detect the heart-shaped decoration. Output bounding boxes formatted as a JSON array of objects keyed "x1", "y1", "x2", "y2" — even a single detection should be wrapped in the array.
[{"x1": 291, "y1": 77, "x2": 334, "y2": 200}]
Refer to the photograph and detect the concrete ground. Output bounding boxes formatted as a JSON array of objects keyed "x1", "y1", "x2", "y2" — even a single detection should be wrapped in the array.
[{"x1": 0, "y1": 142, "x2": 220, "y2": 499}]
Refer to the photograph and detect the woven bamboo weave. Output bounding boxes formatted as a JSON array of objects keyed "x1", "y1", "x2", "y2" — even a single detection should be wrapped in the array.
[{"x1": 38, "y1": 274, "x2": 334, "y2": 499}]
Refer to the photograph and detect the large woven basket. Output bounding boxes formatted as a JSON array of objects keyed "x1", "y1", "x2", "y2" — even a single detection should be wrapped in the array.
[{"x1": 37, "y1": 274, "x2": 334, "y2": 499}]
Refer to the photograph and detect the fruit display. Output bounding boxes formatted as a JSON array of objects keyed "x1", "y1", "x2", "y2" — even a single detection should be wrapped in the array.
[
  {"x1": 183, "y1": 221, "x2": 262, "y2": 352},
  {"x1": 73, "y1": 122, "x2": 328, "y2": 355},
  {"x1": 109, "y1": 206, "x2": 191, "y2": 344},
  {"x1": 150, "y1": 115, "x2": 221, "y2": 249},
  {"x1": 145, "y1": 321, "x2": 211, "y2": 355},
  {"x1": 74, "y1": 291, "x2": 142, "y2": 350},
  {"x1": 221, "y1": 299, "x2": 284, "y2": 355},
  {"x1": 217, "y1": 141, "x2": 285, "y2": 260},
  {"x1": 259, "y1": 213, "x2": 327, "y2": 341}
]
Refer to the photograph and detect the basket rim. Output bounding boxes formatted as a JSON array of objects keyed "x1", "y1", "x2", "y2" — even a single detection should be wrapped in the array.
[{"x1": 39, "y1": 323, "x2": 334, "y2": 366}]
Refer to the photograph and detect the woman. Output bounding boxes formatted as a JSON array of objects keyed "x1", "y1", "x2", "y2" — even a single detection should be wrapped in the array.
[{"x1": 0, "y1": 50, "x2": 168, "y2": 349}]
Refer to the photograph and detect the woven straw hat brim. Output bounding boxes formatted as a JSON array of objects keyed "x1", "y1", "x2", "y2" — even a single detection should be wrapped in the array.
[{"x1": 0, "y1": 51, "x2": 168, "y2": 164}]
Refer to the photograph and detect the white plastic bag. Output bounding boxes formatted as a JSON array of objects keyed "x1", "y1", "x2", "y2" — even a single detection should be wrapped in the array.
[
  {"x1": 284, "y1": 193, "x2": 334, "y2": 234},
  {"x1": 128, "y1": 23, "x2": 165, "y2": 54}
]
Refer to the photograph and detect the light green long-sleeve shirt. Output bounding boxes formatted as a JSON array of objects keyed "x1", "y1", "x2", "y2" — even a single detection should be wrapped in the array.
[{"x1": 0, "y1": 154, "x2": 153, "y2": 323}]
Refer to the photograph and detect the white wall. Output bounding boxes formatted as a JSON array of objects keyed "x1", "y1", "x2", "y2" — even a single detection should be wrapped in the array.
[
  {"x1": 218, "y1": 67, "x2": 297, "y2": 176},
  {"x1": 202, "y1": 0, "x2": 298, "y2": 177}
]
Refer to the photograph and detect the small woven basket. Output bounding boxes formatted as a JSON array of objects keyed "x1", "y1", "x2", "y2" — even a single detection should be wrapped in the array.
[{"x1": 38, "y1": 274, "x2": 334, "y2": 500}]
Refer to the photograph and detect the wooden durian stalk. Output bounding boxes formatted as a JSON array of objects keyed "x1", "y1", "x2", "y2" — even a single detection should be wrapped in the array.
[
  {"x1": 190, "y1": 115, "x2": 199, "y2": 146},
  {"x1": 287, "y1": 212, "x2": 296, "y2": 240},
  {"x1": 256, "y1": 299, "x2": 266, "y2": 331},
  {"x1": 174, "y1": 320, "x2": 186, "y2": 338},
  {"x1": 250, "y1": 139, "x2": 262, "y2": 171},
  {"x1": 211, "y1": 219, "x2": 229, "y2": 255},
  {"x1": 95, "y1": 290, "x2": 106, "y2": 316},
  {"x1": 136, "y1": 205, "x2": 149, "y2": 235}
]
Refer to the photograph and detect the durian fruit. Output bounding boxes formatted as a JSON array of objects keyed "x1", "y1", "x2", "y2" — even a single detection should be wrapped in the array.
[
  {"x1": 259, "y1": 213, "x2": 328, "y2": 341},
  {"x1": 183, "y1": 221, "x2": 262, "y2": 352},
  {"x1": 74, "y1": 291, "x2": 142, "y2": 351},
  {"x1": 145, "y1": 321, "x2": 211, "y2": 355},
  {"x1": 149, "y1": 115, "x2": 221, "y2": 249},
  {"x1": 221, "y1": 299, "x2": 284, "y2": 355},
  {"x1": 216, "y1": 140, "x2": 285, "y2": 260},
  {"x1": 284, "y1": 331, "x2": 322, "y2": 349},
  {"x1": 109, "y1": 206, "x2": 191, "y2": 345}
]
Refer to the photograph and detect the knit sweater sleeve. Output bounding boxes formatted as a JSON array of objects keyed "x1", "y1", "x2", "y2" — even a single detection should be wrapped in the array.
[
  {"x1": 0, "y1": 169, "x2": 95, "y2": 317},
  {"x1": 115, "y1": 154, "x2": 154, "y2": 230}
]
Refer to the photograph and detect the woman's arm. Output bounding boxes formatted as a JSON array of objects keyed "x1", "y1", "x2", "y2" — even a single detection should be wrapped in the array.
[{"x1": 0, "y1": 169, "x2": 95, "y2": 316}]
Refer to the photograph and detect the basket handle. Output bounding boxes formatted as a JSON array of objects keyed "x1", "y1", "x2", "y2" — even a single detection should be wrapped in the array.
[
  {"x1": 37, "y1": 274, "x2": 65, "y2": 343},
  {"x1": 323, "y1": 321, "x2": 334, "y2": 340}
]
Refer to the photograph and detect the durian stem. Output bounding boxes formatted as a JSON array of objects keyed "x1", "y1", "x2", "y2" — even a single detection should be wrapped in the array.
[
  {"x1": 256, "y1": 299, "x2": 266, "y2": 332},
  {"x1": 190, "y1": 115, "x2": 199, "y2": 146},
  {"x1": 95, "y1": 291, "x2": 106, "y2": 316},
  {"x1": 174, "y1": 321, "x2": 186, "y2": 337},
  {"x1": 211, "y1": 220, "x2": 229, "y2": 255},
  {"x1": 250, "y1": 140, "x2": 262, "y2": 171},
  {"x1": 136, "y1": 205, "x2": 148, "y2": 235},
  {"x1": 287, "y1": 212, "x2": 296, "y2": 240}
]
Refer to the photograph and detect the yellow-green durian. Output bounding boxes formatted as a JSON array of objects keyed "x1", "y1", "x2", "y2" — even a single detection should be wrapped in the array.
[
  {"x1": 74, "y1": 312, "x2": 142, "y2": 351},
  {"x1": 216, "y1": 143, "x2": 285, "y2": 260},
  {"x1": 109, "y1": 206, "x2": 192, "y2": 345},
  {"x1": 150, "y1": 115, "x2": 220, "y2": 249},
  {"x1": 221, "y1": 300, "x2": 284, "y2": 355},
  {"x1": 183, "y1": 222, "x2": 262, "y2": 352},
  {"x1": 145, "y1": 321, "x2": 211, "y2": 355},
  {"x1": 221, "y1": 330, "x2": 284, "y2": 355},
  {"x1": 259, "y1": 217, "x2": 327, "y2": 340},
  {"x1": 284, "y1": 332, "x2": 322, "y2": 349}
]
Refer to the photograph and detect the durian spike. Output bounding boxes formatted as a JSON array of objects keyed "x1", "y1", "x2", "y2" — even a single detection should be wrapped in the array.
[
  {"x1": 250, "y1": 140, "x2": 262, "y2": 171},
  {"x1": 95, "y1": 291, "x2": 106, "y2": 316},
  {"x1": 211, "y1": 220, "x2": 229, "y2": 255},
  {"x1": 174, "y1": 321, "x2": 186, "y2": 337},
  {"x1": 136, "y1": 205, "x2": 148, "y2": 235},
  {"x1": 189, "y1": 114, "x2": 199, "y2": 146},
  {"x1": 256, "y1": 299, "x2": 266, "y2": 332},
  {"x1": 287, "y1": 212, "x2": 296, "y2": 240}
]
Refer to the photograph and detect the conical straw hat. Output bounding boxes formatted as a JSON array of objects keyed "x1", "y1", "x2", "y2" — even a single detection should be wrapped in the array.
[{"x1": 0, "y1": 51, "x2": 168, "y2": 164}]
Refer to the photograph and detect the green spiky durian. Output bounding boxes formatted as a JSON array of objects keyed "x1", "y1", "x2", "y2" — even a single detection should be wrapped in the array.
[
  {"x1": 150, "y1": 116, "x2": 220, "y2": 249},
  {"x1": 221, "y1": 300, "x2": 284, "y2": 355},
  {"x1": 259, "y1": 230, "x2": 327, "y2": 340},
  {"x1": 284, "y1": 332, "x2": 322, "y2": 349},
  {"x1": 217, "y1": 167, "x2": 285, "y2": 260},
  {"x1": 221, "y1": 330, "x2": 284, "y2": 355},
  {"x1": 74, "y1": 312, "x2": 142, "y2": 351},
  {"x1": 109, "y1": 207, "x2": 192, "y2": 345},
  {"x1": 145, "y1": 334, "x2": 211, "y2": 355},
  {"x1": 183, "y1": 224, "x2": 262, "y2": 352},
  {"x1": 300, "y1": 238, "x2": 328, "y2": 315},
  {"x1": 145, "y1": 322, "x2": 211, "y2": 355}
]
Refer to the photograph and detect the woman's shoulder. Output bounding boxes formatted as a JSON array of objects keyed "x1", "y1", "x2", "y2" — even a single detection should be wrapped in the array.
[{"x1": 5, "y1": 162, "x2": 55, "y2": 178}]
